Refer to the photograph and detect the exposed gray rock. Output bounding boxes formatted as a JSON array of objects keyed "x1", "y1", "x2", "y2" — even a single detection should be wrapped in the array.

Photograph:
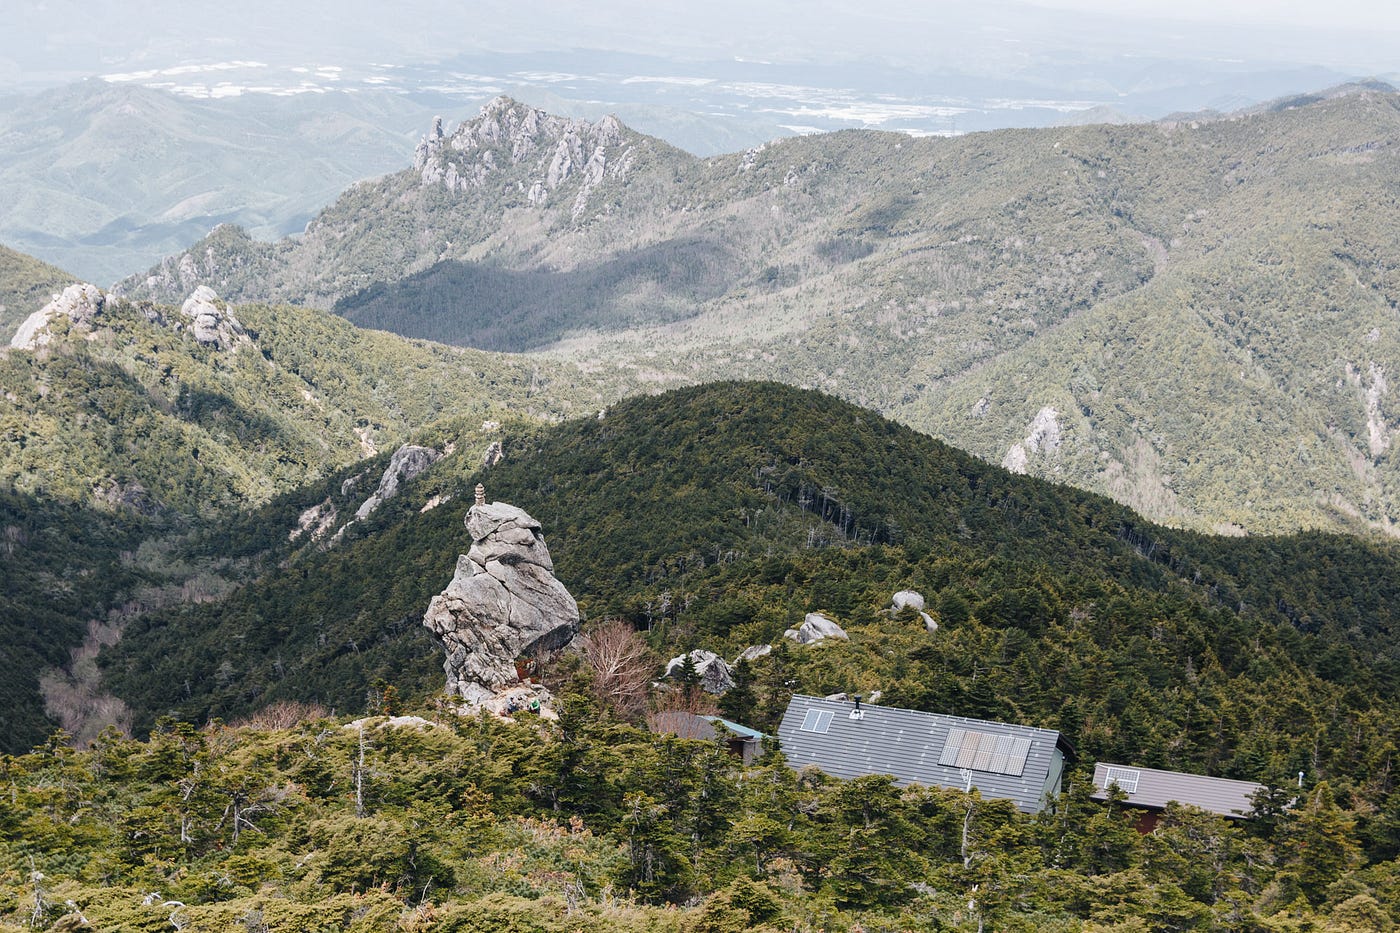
[
  {"x1": 414, "y1": 97, "x2": 634, "y2": 205},
  {"x1": 422, "y1": 500, "x2": 580, "y2": 705},
  {"x1": 921, "y1": 612, "x2": 939, "y2": 633},
  {"x1": 1003, "y1": 405, "x2": 1062, "y2": 474},
  {"x1": 11, "y1": 283, "x2": 105, "y2": 349},
  {"x1": 355, "y1": 444, "x2": 442, "y2": 520},
  {"x1": 892, "y1": 590, "x2": 925, "y2": 612},
  {"x1": 179, "y1": 286, "x2": 247, "y2": 350},
  {"x1": 784, "y1": 612, "x2": 849, "y2": 645},
  {"x1": 290, "y1": 498, "x2": 337, "y2": 542},
  {"x1": 93, "y1": 478, "x2": 158, "y2": 515},
  {"x1": 483, "y1": 440, "x2": 504, "y2": 467},
  {"x1": 665, "y1": 649, "x2": 735, "y2": 694},
  {"x1": 735, "y1": 644, "x2": 772, "y2": 664}
]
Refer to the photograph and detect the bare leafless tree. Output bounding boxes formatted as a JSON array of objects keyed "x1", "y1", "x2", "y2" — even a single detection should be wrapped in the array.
[{"x1": 577, "y1": 618, "x2": 655, "y2": 719}]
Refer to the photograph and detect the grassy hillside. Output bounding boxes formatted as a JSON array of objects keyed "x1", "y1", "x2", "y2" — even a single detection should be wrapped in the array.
[
  {"x1": 119, "y1": 90, "x2": 1400, "y2": 536},
  {"x1": 103, "y1": 383, "x2": 1400, "y2": 797}
]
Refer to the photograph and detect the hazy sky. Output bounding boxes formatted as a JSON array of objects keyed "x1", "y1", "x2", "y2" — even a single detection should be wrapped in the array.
[
  {"x1": 1025, "y1": 0, "x2": 1400, "y2": 30},
  {"x1": 4, "y1": 1, "x2": 1396, "y2": 89}
]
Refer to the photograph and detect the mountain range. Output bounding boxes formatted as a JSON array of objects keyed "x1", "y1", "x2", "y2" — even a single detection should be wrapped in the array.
[
  {"x1": 119, "y1": 86, "x2": 1400, "y2": 537},
  {"x1": 0, "y1": 80, "x2": 440, "y2": 284}
]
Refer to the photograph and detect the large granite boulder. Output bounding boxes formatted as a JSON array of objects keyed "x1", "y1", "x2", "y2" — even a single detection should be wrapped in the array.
[
  {"x1": 422, "y1": 498, "x2": 580, "y2": 705},
  {"x1": 664, "y1": 649, "x2": 735, "y2": 694},
  {"x1": 891, "y1": 589, "x2": 938, "y2": 632},
  {"x1": 892, "y1": 590, "x2": 925, "y2": 612},
  {"x1": 784, "y1": 612, "x2": 849, "y2": 645}
]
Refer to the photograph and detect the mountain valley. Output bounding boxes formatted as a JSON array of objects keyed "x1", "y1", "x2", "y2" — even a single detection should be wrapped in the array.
[{"x1": 121, "y1": 87, "x2": 1400, "y2": 536}]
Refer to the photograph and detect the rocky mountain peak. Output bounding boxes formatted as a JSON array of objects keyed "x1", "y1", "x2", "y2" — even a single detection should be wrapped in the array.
[{"x1": 413, "y1": 96, "x2": 636, "y2": 217}]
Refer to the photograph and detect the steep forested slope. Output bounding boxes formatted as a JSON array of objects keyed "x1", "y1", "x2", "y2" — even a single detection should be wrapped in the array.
[
  {"x1": 104, "y1": 383, "x2": 1400, "y2": 793},
  {"x1": 0, "y1": 280, "x2": 616, "y2": 749},
  {"x1": 0, "y1": 243, "x2": 74, "y2": 339}
]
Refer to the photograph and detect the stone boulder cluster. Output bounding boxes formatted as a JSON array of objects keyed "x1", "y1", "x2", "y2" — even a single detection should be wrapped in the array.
[
  {"x1": 422, "y1": 489, "x2": 580, "y2": 711},
  {"x1": 11, "y1": 283, "x2": 107, "y2": 350},
  {"x1": 657, "y1": 589, "x2": 938, "y2": 696},
  {"x1": 10, "y1": 283, "x2": 247, "y2": 353}
]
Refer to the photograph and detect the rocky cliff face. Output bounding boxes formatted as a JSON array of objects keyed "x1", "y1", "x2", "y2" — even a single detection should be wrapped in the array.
[
  {"x1": 422, "y1": 496, "x2": 580, "y2": 705},
  {"x1": 414, "y1": 97, "x2": 633, "y2": 222},
  {"x1": 354, "y1": 444, "x2": 442, "y2": 520}
]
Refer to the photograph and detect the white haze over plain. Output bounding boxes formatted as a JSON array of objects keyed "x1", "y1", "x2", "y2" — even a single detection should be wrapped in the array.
[{"x1": 5, "y1": 0, "x2": 1398, "y2": 86}]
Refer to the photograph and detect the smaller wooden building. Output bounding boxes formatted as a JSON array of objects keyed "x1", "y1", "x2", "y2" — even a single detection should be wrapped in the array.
[
  {"x1": 1092, "y1": 761, "x2": 1266, "y2": 832},
  {"x1": 650, "y1": 712, "x2": 766, "y2": 764}
]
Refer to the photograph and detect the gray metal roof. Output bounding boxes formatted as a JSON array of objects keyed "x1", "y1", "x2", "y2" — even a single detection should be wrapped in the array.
[
  {"x1": 778, "y1": 695, "x2": 1071, "y2": 813},
  {"x1": 1091, "y1": 762, "x2": 1265, "y2": 819}
]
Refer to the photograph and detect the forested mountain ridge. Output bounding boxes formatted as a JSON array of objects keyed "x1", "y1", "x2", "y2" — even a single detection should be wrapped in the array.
[
  {"x1": 0, "y1": 271, "x2": 614, "y2": 751},
  {"x1": 120, "y1": 88, "x2": 1400, "y2": 536},
  {"x1": 0, "y1": 285, "x2": 605, "y2": 514},
  {"x1": 103, "y1": 382, "x2": 1400, "y2": 796}
]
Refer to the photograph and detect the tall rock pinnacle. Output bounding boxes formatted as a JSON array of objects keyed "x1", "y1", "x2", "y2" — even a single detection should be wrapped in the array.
[{"x1": 422, "y1": 495, "x2": 580, "y2": 705}]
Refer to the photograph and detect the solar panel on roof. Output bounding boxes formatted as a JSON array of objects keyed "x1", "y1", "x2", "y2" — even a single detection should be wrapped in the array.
[
  {"x1": 801, "y1": 709, "x2": 834, "y2": 734},
  {"x1": 1104, "y1": 766, "x2": 1140, "y2": 794},
  {"x1": 938, "y1": 727, "x2": 1033, "y2": 776}
]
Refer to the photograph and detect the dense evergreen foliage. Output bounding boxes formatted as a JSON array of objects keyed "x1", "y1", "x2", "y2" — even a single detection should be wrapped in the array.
[
  {"x1": 4, "y1": 698, "x2": 1400, "y2": 931},
  {"x1": 104, "y1": 383, "x2": 1400, "y2": 795}
]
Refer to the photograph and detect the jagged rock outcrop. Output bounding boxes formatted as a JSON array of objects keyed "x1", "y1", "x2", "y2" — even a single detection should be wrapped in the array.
[
  {"x1": 664, "y1": 649, "x2": 735, "y2": 694},
  {"x1": 11, "y1": 283, "x2": 105, "y2": 349},
  {"x1": 784, "y1": 612, "x2": 849, "y2": 645},
  {"x1": 290, "y1": 499, "x2": 338, "y2": 543},
  {"x1": 355, "y1": 444, "x2": 442, "y2": 520},
  {"x1": 179, "y1": 286, "x2": 247, "y2": 350},
  {"x1": 422, "y1": 497, "x2": 580, "y2": 705},
  {"x1": 413, "y1": 97, "x2": 634, "y2": 219},
  {"x1": 1003, "y1": 406, "x2": 1062, "y2": 474}
]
